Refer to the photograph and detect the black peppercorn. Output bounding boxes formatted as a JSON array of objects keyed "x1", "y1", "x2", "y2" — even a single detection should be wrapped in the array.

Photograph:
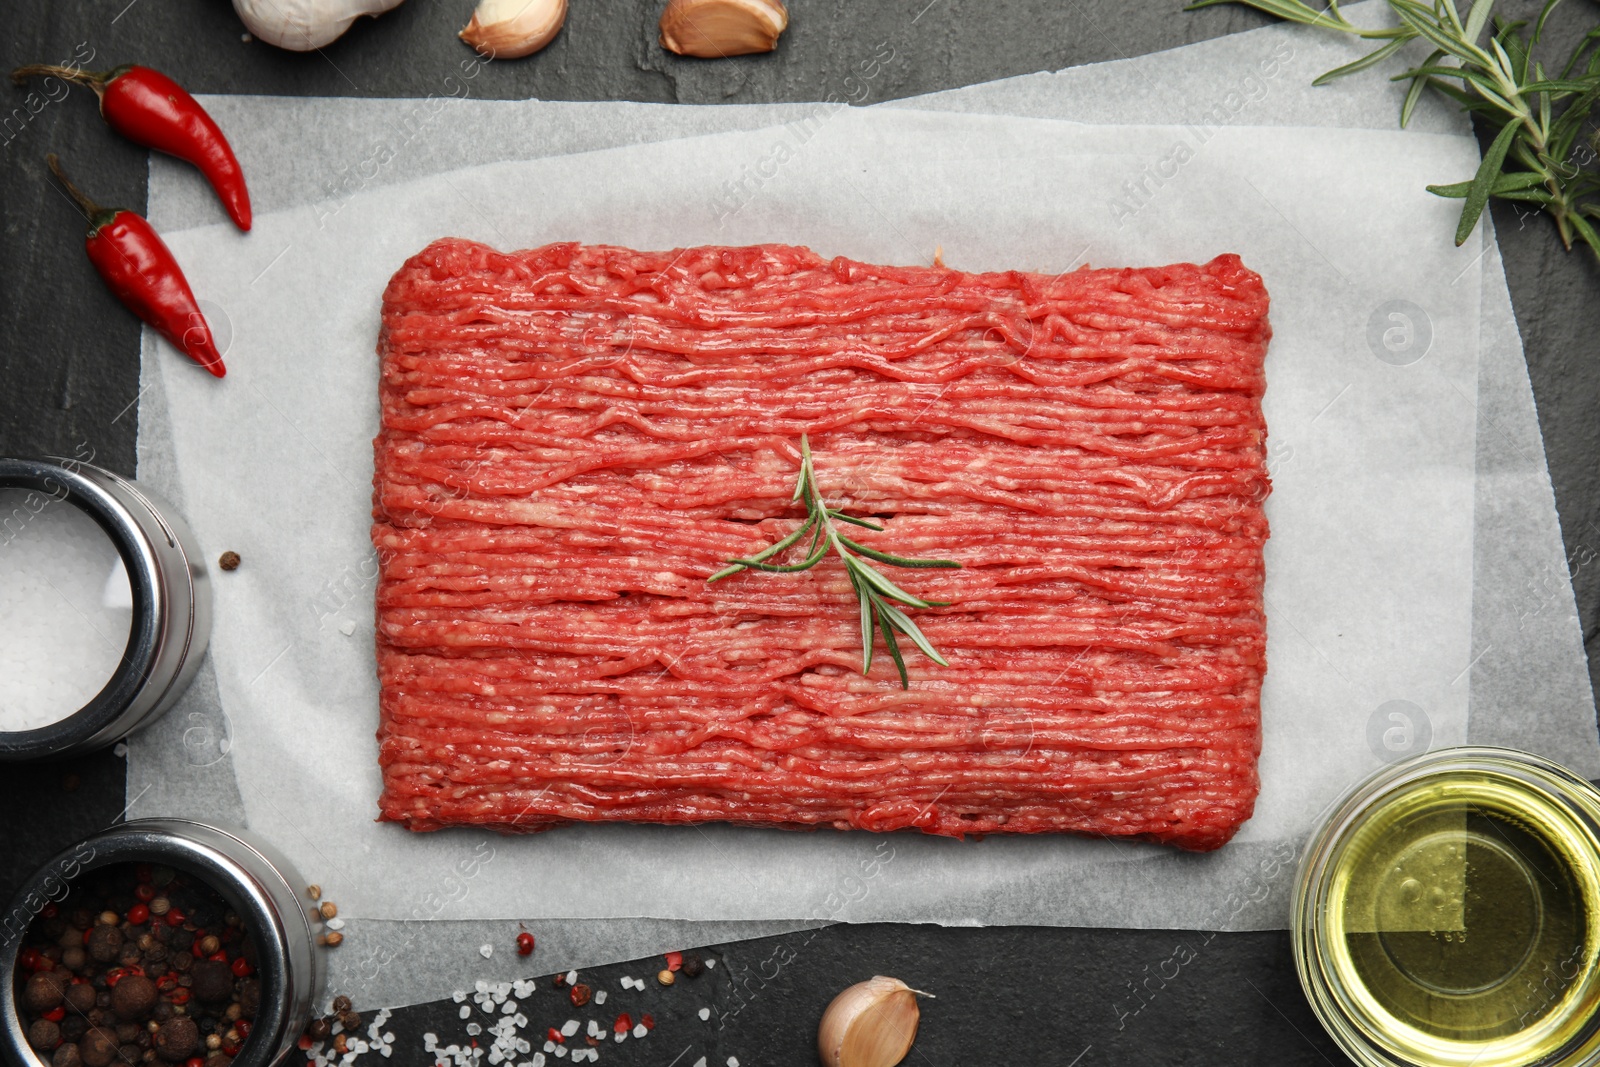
[
  {"x1": 24, "y1": 970, "x2": 69, "y2": 1012},
  {"x1": 112, "y1": 975, "x2": 159, "y2": 1020},
  {"x1": 236, "y1": 980, "x2": 259, "y2": 1016},
  {"x1": 79, "y1": 1028, "x2": 117, "y2": 1067},
  {"x1": 28, "y1": 1019, "x2": 63, "y2": 1051},
  {"x1": 65, "y1": 983, "x2": 97, "y2": 1015},
  {"x1": 331, "y1": 995, "x2": 352, "y2": 1014},
  {"x1": 62, "y1": 1016, "x2": 89, "y2": 1042},
  {"x1": 308, "y1": 1018, "x2": 331, "y2": 1041},
  {"x1": 114, "y1": 1022, "x2": 141, "y2": 1045},
  {"x1": 682, "y1": 953, "x2": 705, "y2": 978},
  {"x1": 340, "y1": 1011, "x2": 361, "y2": 1031},
  {"x1": 152, "y1": 1017, "x2": 199, "y2": 1062},
  {"x1": 86, "y1": 926, "x2": 123, "y2": 964},
  {"x1": 217, "y1": 551, "x2": 240, "y2": 572},
  {"x1": 189, "y1": 960, "x2": 233, "y2": 1004},
  {"x1": 52, "y1": 1041, "x2": 83, "y2": 1067}
]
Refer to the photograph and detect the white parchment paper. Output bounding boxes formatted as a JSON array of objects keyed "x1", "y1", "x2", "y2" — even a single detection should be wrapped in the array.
[{"x1": 131, "y1": 104, "x2": 1484, "y2": 930}]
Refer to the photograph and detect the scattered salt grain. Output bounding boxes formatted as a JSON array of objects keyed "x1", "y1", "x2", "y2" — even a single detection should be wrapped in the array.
[
  {"x1": 631, "y1": 1024, "x2": 646, "y2": 1039},
  {"x1": 326, "y1": 917, "x2": 345, "y2": 931},
  {"x1": 592, "y1": 990, "x2": 606, "y2": 1006},
  {"x1": 453, "y1": 992, "x2": 468, "y2": 1003},
  {"x1": 514, "y1": 980, "x2": 536, "y2": 998},
  {"x1": 727, "y1": 1059, "x2": 739, "y2": 1067},
  {"x1": 560, "y1": 1020, "x2": 579, "y2": 1038},
  {"x1": 479, "y1": 944, "x2": 494, "y2": 959},
  {"x1": 552, "y1": 1048, "x2": 566, "y2": 1060},
  {"x1": 338, "y1": 619, "x2": 356, "y2": 636},
  {"x1": 466, "y1": 1024, "x2": 482, "y2": 1037},
  {"x1": 692, "y1": 1059, "x2": 707, "y2": 1067},
  {"x1": 543, "y1": 1041, "x2": 555, "y2": 1054},
  {"x1": 698, "y1": 1008, "x2": 710, "y2": 1021},
  {"x1": 565, "y1": 970, "x2": 578, "y2": 986},
  {"x1": 705, "y1": 959, "x2": 715, "y2": 969},
  {"x1": 459, "y1": 1006, "x2": 471, "y2": 1020},
  {"x1": 613, "y1": 1032, "x2": 625, "y2": 1044}
]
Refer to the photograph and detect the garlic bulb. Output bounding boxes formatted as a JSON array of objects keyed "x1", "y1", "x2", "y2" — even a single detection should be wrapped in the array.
[
  {"x1": 659, "y1": 0, "x2": 787, "y2": 58},
  {"x1": 233, "y1": 0, "x2": 406, "y2": 51},
  {"x1": 460, "y1": 0, "x2": 567, "y2": 59},
  {"x1": 817, "y1": 976, "x2": 928, "y2": 1067}
]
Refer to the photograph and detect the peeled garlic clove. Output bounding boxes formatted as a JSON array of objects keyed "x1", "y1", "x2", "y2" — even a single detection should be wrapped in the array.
[
  {"x1": 659, "y1": 0, "x2": 787, "y2": 58},
  {"x1": 460, "y1": 0, "x2": 567, "y2": 59},
  {"x1": 817, "y1": 976, "x2": 927, "y2": 1067},
  {"x1": 232, "y1": 0, "x2": 406, "y2": 51}
]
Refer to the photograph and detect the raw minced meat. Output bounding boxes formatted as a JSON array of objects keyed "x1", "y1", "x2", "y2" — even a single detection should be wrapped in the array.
[{"x1": 372, "y1": 239, "x2": 1271, "y2": 851}]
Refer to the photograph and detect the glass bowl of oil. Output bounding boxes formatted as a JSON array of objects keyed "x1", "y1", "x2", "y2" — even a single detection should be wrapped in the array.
[{"x1": 1295, "y1": 747, "x2": 1600, "y2": 1067}]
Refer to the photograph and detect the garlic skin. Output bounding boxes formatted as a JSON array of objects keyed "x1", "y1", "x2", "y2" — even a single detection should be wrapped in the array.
[
  {"x1": 817, "y1": 976, "x2": 927, "y2": 1067},
  {"x1": 659, "y1": 0, "x2": 788, "y2": 58},
  {"x1": 460, "y1": 0, "x2": 567, "y2": 59},
  {"x1": 232, "y1": 0, "x2": 406, "y2": 51}
]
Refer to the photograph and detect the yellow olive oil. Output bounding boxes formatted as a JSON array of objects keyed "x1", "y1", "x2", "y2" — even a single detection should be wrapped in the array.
[{"x1": 1298, "y1": 752, "x2": 1600, "y2": 1067}]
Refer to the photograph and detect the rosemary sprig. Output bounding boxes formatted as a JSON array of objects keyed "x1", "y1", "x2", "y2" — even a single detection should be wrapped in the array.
[
  {"x1": 708, "y1": 435, "x2": 961, "y2": 688},
  {"x1": 1185, "y1": 0, "x2": 1600, "y2": 261}
]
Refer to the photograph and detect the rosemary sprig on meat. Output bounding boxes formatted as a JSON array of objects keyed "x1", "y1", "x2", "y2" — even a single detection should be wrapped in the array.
[
  {"x1": 708, "y1": 435, "x2": 961, "y2": 688},
  {"x1": 1185, "y1": 0, "x2": 1600, "y2": 261}
]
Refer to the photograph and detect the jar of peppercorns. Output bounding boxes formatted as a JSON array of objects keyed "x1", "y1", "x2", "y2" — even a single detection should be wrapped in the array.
[{"x1": 2, "y1": 820, "x2": 323, "y2": 1067}]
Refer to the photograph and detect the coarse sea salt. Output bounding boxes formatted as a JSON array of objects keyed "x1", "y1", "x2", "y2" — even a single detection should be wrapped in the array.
[
  {"x1": 631, "y1": 1023, "x2": 646, "y2": 1039},
  {"x1": 592, "y1": 990, "x2": 606, "y2": 1006},
  {"x1": 698, "y1": 1008, "x2": 710, "y2": 1021},
  {"x1": 560, "y1": 1020, "x2": 579, "y2": 1038}
]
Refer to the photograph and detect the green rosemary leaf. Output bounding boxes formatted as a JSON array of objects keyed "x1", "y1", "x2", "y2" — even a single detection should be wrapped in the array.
[
  {"x1": 1522, "y1": 77, "x2": 1596, "y2": 94},
  {"x1": 1428, "y1": 170, "x2": 1549, "y2": 196},
  {"x1": 1184, "y1": 0, "x2": 1351, "y2": 30},
  {"x1": 1498, "y1": 21, "x2": 1533, "y2": 83},
  {"x1": 1401, "y1": 50, "x2": 1447, "y2": 126},
  {"x1": 1314, "y1": 37, "x2": 1408, "y2": 84},
  {"x1": 1569, "y1": 210, "x2": 1600, "y2": 254},
  {"x1": 1534, "y1": 0, "x2": 1567, "y2": 45},
  {"x1": 708, "y1": 514, "x2": 819, "y2": 581},
  {"x1": 836, "y1": 534, "x2": 962, "y2": 570},
  {"x1": 1464, "y1": 0, "x2": 1496, "y2": 46},
  {"x1": 1457, "y1": 117, "x2": 1525, "y2": 245},
  {"x1": 827, "y1": 510, "x2": 884, "y2": 531},
  {"x1": 845, "y1": 554, "x2": 936, "y2": 609},
  {"x1": 849, "y1": 569, "x2": 874, "y2": 674},
  {"x1": 1392, "y1": 2, "x2": 1484, "y2": 63},
  {"x1": 1493, "y1": 187, "x2": 1557, "y2": 203},
  {"x1": 876, "y1": 602, "x2": 910, "y2": 688},
  {"x1": 877, "y1": 602, "x2": 952, "y2": 668}
]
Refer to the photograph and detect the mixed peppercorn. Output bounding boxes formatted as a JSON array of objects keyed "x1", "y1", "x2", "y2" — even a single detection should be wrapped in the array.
[{"x1": 12, "y1": 863, "x2": 261, "y2": 1067}]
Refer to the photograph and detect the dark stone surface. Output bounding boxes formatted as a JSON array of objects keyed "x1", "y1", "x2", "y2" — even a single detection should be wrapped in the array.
[{"x1": 2, "y1": 2, "x2": 1596, "y2": 1063}]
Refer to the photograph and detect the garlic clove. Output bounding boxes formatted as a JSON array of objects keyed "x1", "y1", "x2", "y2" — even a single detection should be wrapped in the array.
[
  {"x1": 659, "y1": 0, "x2": 788, "y2": 58},
  {"x1": 232, "y1": 0, "x2": 405, "y2": 52},
  {"x1": 460, "y1": 0, "x2": 567, "y2": 59},
  {"x1": 817, "y1": 976, "x2": 928, "y2": 1067}
]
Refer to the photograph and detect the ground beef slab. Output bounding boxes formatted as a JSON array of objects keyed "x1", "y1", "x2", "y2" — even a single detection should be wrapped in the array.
[{"x1": 373, "y1": 239, "x2": 1271, "y2": 851}]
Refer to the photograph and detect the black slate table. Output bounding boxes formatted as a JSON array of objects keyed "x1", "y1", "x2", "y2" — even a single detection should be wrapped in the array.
[{"x1": 3, "y1": 2, "x2": 1597, "y2": 1063}]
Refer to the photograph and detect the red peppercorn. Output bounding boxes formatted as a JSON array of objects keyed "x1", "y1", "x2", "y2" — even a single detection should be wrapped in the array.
[
  {"x1": 515, "y1": 932, "x2": 534, "y2": 956},
  {"x1": 230, "y1": 957, "x2": 252, "y2": 978},
  {"x1": 168, "y1": 988, "x2": 191, "y2": 1005},
  {"x1": 568, "y1": 984, "x2": 590, "y2": 1008},
  {"x1": 128, "y1": 904, "x2": 150, "y2": 925},
  {"x1": 157, "y1": 975, "x2": 177, "y2": 991},
  {"x1": 297, "y1": 1035, "x2": 314, "y2": 1052},
  {"x1": 42, "y1": 1007, "x2": 65, "y2": 1023},
  {"x1": 106, "y1": 968, "x2": 127, "y2": 987},
  {"x1": 185, "y1": 1058, "x2": 203, "y2": 1067},
  {"x1": 235, "y1": 1021, "x2": 251, "y2": 1041},
  {"x1": 552, "y1": 973, "x2": 566, "y2": 988},
  {"x1": 208, "y1": 951, "x2": 228, "y2": 963},
  {"x1": 545, "y1": 1028, "x2": 563, "y2": 1044},
  {"x1": 222, "y1": 1046, "x2": 240, "y2": 1057},
  {"x1": 641, "y1": 1014, "x2": 655, "y2": 1031},
  {"x1": 165, "y1": 909, "x2": 186, "y2": 927},
  {"x1": 613, "y1": 1014, "x2": 631, "y2": 1035},
  {"x1": 134, "y1": 883, "x2": 156, "y2": 903},
  {"x1": 20, "y1": 948, "x2": 40, "y2": 970},
  {"x1": 664, "y1": 951, "x2": 682, "y2": 972},
  {"x1": 41, "y1": 903, "x2": 58, "y2": 919}
]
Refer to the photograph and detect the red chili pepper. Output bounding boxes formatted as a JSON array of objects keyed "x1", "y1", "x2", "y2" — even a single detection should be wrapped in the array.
[
  {"x1": 297, "y1": 1035, "x2": 314, "y2": 1052},
  {"x1": 612, "y1": 1014, "x2": 631, "y2": 1035},
  {"x1": 106, "y1": 968, "x2": 127, "y2": 987},
  {"x1": 42, "y1": 1007, "x2": 65, "y2": 1023},
  {"x1": 664, "y1": 951, "x2": 682, "y2": 972},
  {"x1": 46, "y1": 155, "x2": 226, "y2": 378},
  {"x1": 127, "y1": 904, "x2": 150, "y2": 926},
  {"x1": 208, "y1": 950, "x2": 228, "y2": 963},
  {"x1": 515, "y1": 932, "x2": 535, "y2": 956},
  {"x1": 168, "y1": 988, "x2": 191, "y2": 1005},
  {"x1": 640, "y1": 1014, "x2": 655, "y2": 1031},
  {"x1": 545, "y1": 1028, "x2": 563, "y2": 1044},
  {"x1": 231, "y1": 957, "x2": 253, "y2": 978},
  {"x1": 15, "y1": 64, "x2": 251, "y2": 230}
]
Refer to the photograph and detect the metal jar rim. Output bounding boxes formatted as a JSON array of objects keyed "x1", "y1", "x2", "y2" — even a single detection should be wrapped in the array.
[
  {"x1": 0, "y1": 457, "x2": 211, "y2": 760},
  {"x1": 0, "y1": 820, "x2": 323, "y2": 1067}
]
